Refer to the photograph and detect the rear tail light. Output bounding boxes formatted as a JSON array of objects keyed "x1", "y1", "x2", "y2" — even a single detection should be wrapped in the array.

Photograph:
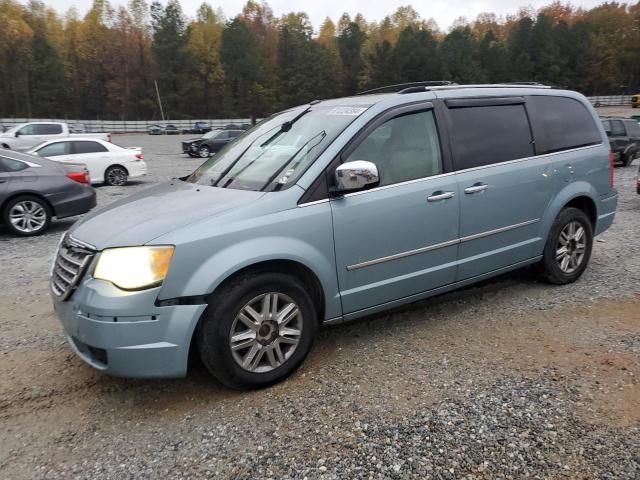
[
  {"x1": 608, "y1": 149, "x2": 615, "y2": 187},
  {"x1": 66, "y1": 171, "x2": 90, "y2": 184},
  {"x1": 135, "y1": 152, "x2": 143, "y2": 161}
]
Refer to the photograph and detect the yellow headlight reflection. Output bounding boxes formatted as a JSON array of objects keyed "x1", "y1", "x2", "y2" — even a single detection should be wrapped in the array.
[{"x1": 93, "y1": 246, "x2": 174, "y2": 290}]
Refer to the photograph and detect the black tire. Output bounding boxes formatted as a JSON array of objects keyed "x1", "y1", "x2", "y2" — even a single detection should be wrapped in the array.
[
  {"x1": 198, "y1": 145, "x2": 211, "y2": 158},
  {"x1": 2, "y1": 195, "x2": 52, "y2": 236},
  {"x1": 197, "y1": 271, "x2": 318, "y2": 390},
  {"x1": 622, "y1": 152, "x2": 634, "y2": 167},
  {"x1": 104, "y1": 166, "x2": 128, "y2": 186},
  {"x1": 537, "y1": 207, "x2": 593, "y2": 285}
]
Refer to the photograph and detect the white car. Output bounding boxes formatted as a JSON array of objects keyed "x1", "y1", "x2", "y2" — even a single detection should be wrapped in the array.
[
  {"x1": 28, "y1": 138, "x2": 147, "y2": 186},
  {"x1": 0, "y1": 121, "x2": 111, "y2": 151}
]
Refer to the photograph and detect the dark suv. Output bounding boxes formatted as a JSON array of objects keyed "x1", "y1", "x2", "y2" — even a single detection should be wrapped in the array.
[
  {"x1": 182, "y1": 128, "x2": 245, "y2": 158},
  {"x1": 601, "y1": 117, "x2": 640, "y2": 166}
]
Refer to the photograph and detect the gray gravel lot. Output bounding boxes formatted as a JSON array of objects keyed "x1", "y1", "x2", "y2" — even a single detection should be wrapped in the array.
[{"x1": 1, "y1": 133, "x2": 639, "y2": 479}]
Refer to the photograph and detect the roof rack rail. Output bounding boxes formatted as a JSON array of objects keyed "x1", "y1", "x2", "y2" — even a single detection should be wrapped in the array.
[{"x1": 356, "y1": 81, "x2": 456, "y2": 96}]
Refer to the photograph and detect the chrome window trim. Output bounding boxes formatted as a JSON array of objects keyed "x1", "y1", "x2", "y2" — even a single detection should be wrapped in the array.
[
  {"x1": 298, "y1": 198, "x2": 330, "y2": 208},
  {"x1": 346, "y1": 218, "x2": 540, "y2": 271},
  {"x1": 342, "y1": 171, "x2": 456, "y2": 198},
  {"x1": 325, "y1": 144, "x2": 604, "y2": 200}
]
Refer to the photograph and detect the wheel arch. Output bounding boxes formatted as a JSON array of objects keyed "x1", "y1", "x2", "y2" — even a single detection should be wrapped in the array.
[
  {"x1": 186, "y1": 258, "x2": 327, "y2": 368},
  {"x1": 0, "y1": 191, "x2": 56, "y2": 219},
  {"x1": 205, "y1": 259, "x2": 326, "y2": 323},
  {"x1": 541, "y1": 182, "x2": 599, "y2": 245}
]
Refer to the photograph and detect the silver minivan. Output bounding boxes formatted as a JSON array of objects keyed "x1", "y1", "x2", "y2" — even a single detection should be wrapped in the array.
[{"x1": 51, "y1": 84, "x2": 618, "y2": 389}]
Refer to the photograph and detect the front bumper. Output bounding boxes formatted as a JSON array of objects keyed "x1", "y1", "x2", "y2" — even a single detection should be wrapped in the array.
[{"x1": 52, "y1": 278, "x2": 206, "y2": 378}]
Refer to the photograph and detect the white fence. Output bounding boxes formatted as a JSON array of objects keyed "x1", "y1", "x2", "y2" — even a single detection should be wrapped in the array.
[
  {"x1": 587, "y1": 95, "x2": 634, "y2": 106},
  {"x1": 0, "y1": 94, "x2": 636, "y2": 132},
  {"x1": 0, "y1": 118, "x2": 254, "y2": 133}
]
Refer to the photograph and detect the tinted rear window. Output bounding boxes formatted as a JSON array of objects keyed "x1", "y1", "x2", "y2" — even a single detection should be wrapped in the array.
[
  {"x1": 73, "y1": 141, "x2": 107, "y2": 154},
  {"x1": 449, "y1": 103, "x2": 534, "y2": 170},
  {"x1": 624, "y1": 120, "x2": 640, "y2": 137},
  {"x1": 528, "y1": 96, "x2": 601, "y2": 154}
]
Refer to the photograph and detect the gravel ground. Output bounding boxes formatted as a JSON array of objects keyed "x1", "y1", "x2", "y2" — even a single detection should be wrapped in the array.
[{"x1": 1, "y1": 133, "x2": 639, "y2": 479}]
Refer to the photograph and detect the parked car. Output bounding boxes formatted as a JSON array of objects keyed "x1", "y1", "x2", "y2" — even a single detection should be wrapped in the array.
[
  {"x1": 182, "y1": 128, "x2": 244, "y2": 157},
  {"x1": 165, "y1": 124, "x2": 179, "y2": 135},
  {"x1": 51, "y1": 84, "x2": 617, "y2": 389},
  {"x1": 148, "y1": 124, "x2": 164, "y2": 135},
  {"x1": 601, "y1": 117, "x2": 640, "y2": 166},
  {"x1": 182, "y1": 121, "x2": 212, "y2": 135},
  {"x1": 632, "y1": 94, "x2": 639, "y2": 108},
  {"x1": 28, "y1": 138, "x2": 147, "y2": 186},
  {"x1": 1, "y1": 149, "x2": 95, "y2": 236},
  {"x1": 0, "y1": 122, "x2": 111, "y2": 151}
]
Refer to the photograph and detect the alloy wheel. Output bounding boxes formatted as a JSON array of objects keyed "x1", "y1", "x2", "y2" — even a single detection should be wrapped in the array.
[
  {"x1": 229, "y1": 292, "x2": 303, "y2": 373},
  {"x1": 556, "y1": 221, "x2": 586, "y2": 274},
  {"x1": 9, "y1": 200, "x2": 47, "y2": 234},
  {"x1": 199, "y1": 146, "x2": 210, "y2": 158},
  {"x1": 106, "y1": 167, "x2": 127, "y2": 186}
]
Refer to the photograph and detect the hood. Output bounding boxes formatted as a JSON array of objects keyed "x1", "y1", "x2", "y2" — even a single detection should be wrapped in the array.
[
  {"x1": 185, "y1": 137, "x2": 205, "y2": 143},
  {"x1": 70, "y1": 181, "x2": 265, "y2": 249}
]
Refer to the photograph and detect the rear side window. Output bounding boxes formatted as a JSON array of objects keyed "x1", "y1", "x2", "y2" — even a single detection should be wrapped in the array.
[
  {"x1": 448, "y1": 104, "x2": 533, "y2": 170},
  {"x1": 72, "y1": 141, "x2": 107, "y2": 154},
  {"x1": 610, "y1": 120, "x2": 625, "y2": 136},
  {"x1": 35, "y1": 124, "x2": 63, "y2": 135},
  {"x1": 36, "y1": 142, "x2": 70, "y2": 157},
  {"x1": 624, "y1": 120, "x2": 640, "y2": 136},
  {"x1": 0, "y1": 157, "x2": 28, "y2": 172},
  {"x1": 528, "y1": 96, "x2": 601, "y2": 153}
]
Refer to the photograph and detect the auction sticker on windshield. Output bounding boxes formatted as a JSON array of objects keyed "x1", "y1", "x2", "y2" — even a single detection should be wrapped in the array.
[{"x1": 328, "y1": 107, "x2": 367, "y2": 116}]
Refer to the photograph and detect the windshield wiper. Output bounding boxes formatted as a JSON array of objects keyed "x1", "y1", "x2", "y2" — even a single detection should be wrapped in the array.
[
  {"x1": 209, "y1": 124, "x2": 281, "y2": 187},
  {"x1": 260, "y1": 130, "x2": 326, "y2": 192},
  {"x1": 260, "y1": 102, "x2": 318, "y2": 148}
]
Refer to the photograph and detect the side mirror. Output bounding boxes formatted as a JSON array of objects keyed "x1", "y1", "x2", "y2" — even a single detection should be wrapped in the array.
[
  {"x1": 604, "y1": 128, "x2": 612, "y2": 137},
  {"x1": 333, "y1": 160, "x2": 379, "y2": 194},
  {"x1": 14, "y1": 132, "x2": 20, "y2": 137}
]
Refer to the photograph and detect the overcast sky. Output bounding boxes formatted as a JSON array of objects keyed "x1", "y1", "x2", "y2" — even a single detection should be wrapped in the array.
[{"x1": 35, "y1": 0, "x2": 606, "y2": 31}]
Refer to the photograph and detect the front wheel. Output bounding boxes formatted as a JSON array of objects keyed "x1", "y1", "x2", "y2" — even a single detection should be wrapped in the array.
[
  {"x1": 198, "y1": 145, "x2": 211, "y2": 158},
  {"x1": 537, "y1": 207, "x2": 593, "y2": 284},
  {"x1": 104, "y1": 166, "x2": 128, "y2": 186},
  {"x1": 197, "y1": 272, "x2": 318, "y2": 390}
]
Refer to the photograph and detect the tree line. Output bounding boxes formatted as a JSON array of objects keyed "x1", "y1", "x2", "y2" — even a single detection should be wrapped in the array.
[{"x1": 1, "y1": 0, "x2": 639, "y2": 121}]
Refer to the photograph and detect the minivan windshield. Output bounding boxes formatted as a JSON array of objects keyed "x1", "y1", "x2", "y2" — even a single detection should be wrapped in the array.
[{"x1": 185, "y1": 104, "x2": 367, "y2": 191}]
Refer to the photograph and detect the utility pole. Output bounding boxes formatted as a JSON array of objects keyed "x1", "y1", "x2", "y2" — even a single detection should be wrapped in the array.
[{"x1": 154, "y1": 80, "x2": 165, "y2": 122}]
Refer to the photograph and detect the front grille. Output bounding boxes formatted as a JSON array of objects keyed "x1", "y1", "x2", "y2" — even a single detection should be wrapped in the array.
[{"x1": 50, "y1": 235, "x2": 96, "y2": 301}]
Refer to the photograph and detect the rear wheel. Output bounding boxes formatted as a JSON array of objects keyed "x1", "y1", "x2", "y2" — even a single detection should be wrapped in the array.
[
  {"x1": 537, "y1": 207, "x2": 593, "y2": 284},
  {"x1": 197, "y1": 271, "x2": 318, "y2": 390},
  {"x1": 104, "y1": 166, "x2": 128, "y2": 186},
  {"x1": 2, "y1": 195, "x2": 51, "y2": 236},
  {"x1": 623, "y1": 152, "x2": 634, "y2": 167}
]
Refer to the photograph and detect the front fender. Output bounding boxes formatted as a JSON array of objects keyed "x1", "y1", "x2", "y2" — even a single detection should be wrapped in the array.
[
  {"x1": 156, "y1": 200, "x2": 342, "y2": 321},
  {"x1": 186, "y1": 236, "x2": 340, "y2": 318}
]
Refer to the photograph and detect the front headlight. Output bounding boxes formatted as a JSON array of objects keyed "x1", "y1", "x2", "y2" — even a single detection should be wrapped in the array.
[{"x1": 93, "y1": 246, "x2": 174, "y2": 290}]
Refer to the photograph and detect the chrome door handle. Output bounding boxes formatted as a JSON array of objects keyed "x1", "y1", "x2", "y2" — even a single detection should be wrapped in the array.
[
  {"x1": 464, "y1": 183, "x2": 489, "y2": 194},
  {"x1": 427, "y1": 191, "x2": 455, "y2": 202}
]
